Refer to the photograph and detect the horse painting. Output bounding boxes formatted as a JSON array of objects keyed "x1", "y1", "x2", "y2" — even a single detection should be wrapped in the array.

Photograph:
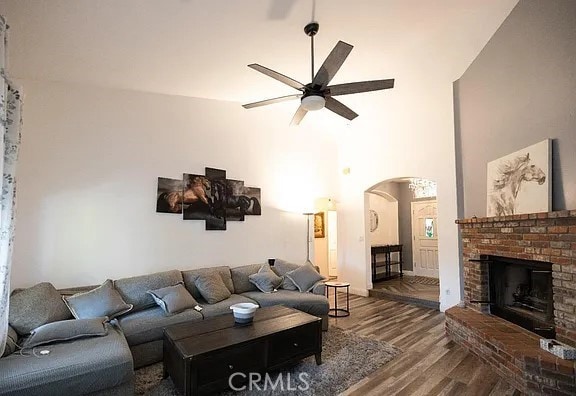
[
  {"x1": 157, "y1": 176, "x2": 210, "y2": 214},
  {"x1": 155, "y1": 168, "x2": 262, "y2": 230},
  {"x1": 210, "y1": 179, "x2": 261, "y2": 221},
  {"x1": 488, "y1": 153, "x2": 546, "y2": 216}
]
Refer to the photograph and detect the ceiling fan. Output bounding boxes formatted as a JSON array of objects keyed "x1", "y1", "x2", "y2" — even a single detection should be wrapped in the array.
[{"x1": 242, "y1": 22, "x2": 395, "y2": 125}]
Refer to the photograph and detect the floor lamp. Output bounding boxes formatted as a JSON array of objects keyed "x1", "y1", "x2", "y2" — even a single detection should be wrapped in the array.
[{"x1": 303, "y1": 212, "x2": 314, "y2": 265}]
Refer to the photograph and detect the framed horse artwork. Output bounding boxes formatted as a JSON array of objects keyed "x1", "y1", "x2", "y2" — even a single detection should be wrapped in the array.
[
  {"x1": 156, "y1": 177, "x2": 184, "y2": 214},
  {"x1": 156, "y1": 167, "x2": 262, "y2": 231},
  {"x1": 486, "y1": 139, "x2": 551, "y2": 217}
]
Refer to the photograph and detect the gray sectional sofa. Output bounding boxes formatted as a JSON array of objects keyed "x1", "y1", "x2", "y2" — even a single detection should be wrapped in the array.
[{"x1": 0, "y1": 262, "x2": 329, "y2": 395}]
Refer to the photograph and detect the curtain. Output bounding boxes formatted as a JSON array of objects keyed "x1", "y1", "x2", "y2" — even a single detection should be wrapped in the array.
[{"x1": 0, "y1": 15, "x2": 22, "y2": 357}]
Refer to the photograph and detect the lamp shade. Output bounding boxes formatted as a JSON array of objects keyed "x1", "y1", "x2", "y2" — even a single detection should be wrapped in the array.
[{"x1": 301, "y1": 95, "x2": 325, "y2": 111}]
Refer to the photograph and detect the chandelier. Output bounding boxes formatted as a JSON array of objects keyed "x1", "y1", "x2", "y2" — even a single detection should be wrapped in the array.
[{"x1": 408, "y1": 178, "x2": 437, "y2": 199}]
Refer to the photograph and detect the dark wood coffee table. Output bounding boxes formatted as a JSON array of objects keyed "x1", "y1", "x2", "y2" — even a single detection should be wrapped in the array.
[{"x1": 163, "y1": 306, "x2": 323, "y2": 395}]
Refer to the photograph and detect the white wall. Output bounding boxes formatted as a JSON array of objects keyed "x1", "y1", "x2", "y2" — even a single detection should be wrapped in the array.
[
  {"x1": 335, "y1": 80, "x2": 462, "y2": 309},
  {"x1": 3, "y1": 0, "x2": 520, "y2": 307},
  {"x1": 12, "y1": 80, "x2": 339, "y2": 288},
  {"x1": 368, "y1": 193, "x2": 399, "y2": 245}
]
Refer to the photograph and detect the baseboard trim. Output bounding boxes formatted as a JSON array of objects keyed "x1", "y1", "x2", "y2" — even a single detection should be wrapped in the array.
[{"x1": 402, "y1": 270, "x2": 415, "y2": 276}]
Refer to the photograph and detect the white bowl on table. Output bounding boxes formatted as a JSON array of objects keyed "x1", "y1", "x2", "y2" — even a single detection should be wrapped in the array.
[{"x1": 230, "y1": 303, "x2": 259, "y2": 324}]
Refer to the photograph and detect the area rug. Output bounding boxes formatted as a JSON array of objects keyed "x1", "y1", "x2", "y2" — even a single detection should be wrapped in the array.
[{"x1": 135, "y1": 327, "x2": 401, "y2": 395}]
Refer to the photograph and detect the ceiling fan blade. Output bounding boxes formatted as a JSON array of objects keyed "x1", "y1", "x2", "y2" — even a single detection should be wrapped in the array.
[
  {"x1": 324, "y1": 97, "x2": 358, "y2": 121},
  {"x1": 327, "y1": 79, "x2": 395, "y2": 96},
  {"x1": 290, "y1": 105, "x2": 308, "y2": 126},
  {"x1": 312, "y1": 41, "x2": 353, "y2": 89},
  {"x1": 248, "y1": 64, "x2": 305, "y2": 91},
  {"x1": 242, "y1": 94, "x2": 302, "y2": 109}
]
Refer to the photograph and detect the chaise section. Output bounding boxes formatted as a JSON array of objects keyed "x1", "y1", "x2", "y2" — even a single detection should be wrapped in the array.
[{"x1": 0, "y1": 323, "x2": 133, "y2": 396}]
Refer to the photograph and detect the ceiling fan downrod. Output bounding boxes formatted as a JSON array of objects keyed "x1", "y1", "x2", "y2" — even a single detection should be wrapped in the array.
[{"x1": 304, "y1": 22, "x2": 319, "y2": 82}]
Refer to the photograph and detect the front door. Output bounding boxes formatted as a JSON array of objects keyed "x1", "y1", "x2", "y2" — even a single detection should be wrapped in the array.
[{"x1": 411, "y1": 200, "x2": 439, "y2": 278}]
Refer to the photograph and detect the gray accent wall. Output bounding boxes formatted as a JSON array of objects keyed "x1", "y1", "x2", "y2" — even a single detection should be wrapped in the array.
[{"x1": 454, "y1": 0, "x2": 576, "y2": 217}]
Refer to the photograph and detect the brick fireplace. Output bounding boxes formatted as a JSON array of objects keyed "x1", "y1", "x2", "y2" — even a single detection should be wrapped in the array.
[{"x1": 446, "y1": 210, "x2": 576, "y2": 395}]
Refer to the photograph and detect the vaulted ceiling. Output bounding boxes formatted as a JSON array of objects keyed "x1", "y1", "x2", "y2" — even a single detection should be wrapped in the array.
[{"x1": 1, "y1": 0, "x2": 518, "y2": 103}]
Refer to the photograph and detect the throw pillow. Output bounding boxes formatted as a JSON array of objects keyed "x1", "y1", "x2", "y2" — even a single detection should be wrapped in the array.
[
  {"x1": 147, "y1": 282, "x2": 199, "y2": 315},
  {"x1": 230, "y1": 264, "x2": 261, "y2": 293},
  {"x1": 285, "y1": 263, "x2": 326, "y2": 293},
  {"x1": 181, "y1": 266, "x2": 234, "y2": 300},
  {"x1": 194, "y1": 272, "x2": 232, "y2": 304},
  {"x1": 63, "y1": 279, "x2": 133, "y2": 320},
  {"x1": 21, "y1": 317, "x2": 108, "y2": 349},
  {"x1": 9, "y1": 282, "x2": 73, "y2": 335},
  {"x1": 273, "y1": 260, "x2": 301, "y2": 291},
  {"x1": 114, "y1": 270, "x2": 183, "y2": 311},
  {"x1": 248, "y1": 264, "x2": 283, "y2": 293},
  {"x1": 2, "y1": 325, "x2": 18, "y2": 357}
]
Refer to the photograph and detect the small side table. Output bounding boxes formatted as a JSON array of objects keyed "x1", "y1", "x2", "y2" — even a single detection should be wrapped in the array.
[{"x1": 325, "y1": 281, "x2": 350, "y2": 317}]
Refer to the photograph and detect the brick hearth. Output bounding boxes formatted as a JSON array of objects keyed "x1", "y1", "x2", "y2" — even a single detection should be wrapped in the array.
[{"x1": 446, "y1": 210, "x2": 576, "y2": 395}]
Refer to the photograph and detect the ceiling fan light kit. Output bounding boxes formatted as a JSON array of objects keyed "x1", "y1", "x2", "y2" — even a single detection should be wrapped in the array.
[
  {"x1": 242, "y1": 22, "x2": 395, "y2": 125},
  {"x1": 301, "y1": 95, "x2": 325, "y2": 111}
]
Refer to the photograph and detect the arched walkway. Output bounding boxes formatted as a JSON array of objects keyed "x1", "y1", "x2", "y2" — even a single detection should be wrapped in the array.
[{"x1": 365, "y1": 177, "x2": 441, "y2": 309}]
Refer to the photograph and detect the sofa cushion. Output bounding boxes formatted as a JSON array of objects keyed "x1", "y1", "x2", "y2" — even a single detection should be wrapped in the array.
[
  {"x1": 285, "y1": 263, "x2": 326, "y2": 292},
  {"x1": 194, "y1": 273, "x2": 232, "y2": 304},
  {"x1": 8, "y1": 282, "x2": 72, "y2": 335},
  {"x1": 200, "y1": 294, "x2": 258, "y2": 319},
  {"x1": 63, "y1": 279, "x2": 133, "y2": 319},
  {"x1": 241, "y1": 290, "x2": 329, "y2": 318},
  {"x1": 148, "y1": 282, "x2": 198, "y2": 315},
  {"x1": 117, "y1": 306, "x2": 203, "y2": 346},
  {"x1": 114, "y1": 270, "x2": 183, "y2": 311},
  {"x1": 272, "y1": 260, "x2": 300, "y2": 291},
  {"x1": 182, "y1": 266, "x2": 234, "y2": 299},
  {"x1": 2, "y1": 325, "x2": 18, "y2": 357},
  {"x1": 21, "y1": 317, "x2": 108, "y2": 349},
  {"x1": 249, "y1": 264, "x2": 282, "y2": 293},
  {"x1": 0, "y1": 323, "x2": 133, "y2": 396},
  {"x1": 230, "y1": 263, "x2": 261, "y2": 293}
]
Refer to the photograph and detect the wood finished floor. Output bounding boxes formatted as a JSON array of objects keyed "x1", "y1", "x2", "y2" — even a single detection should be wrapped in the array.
[
  {"x1": 371, "y1": 277, "x2": 440, "y2": 303},
  {"x1": 329, "y1": 293, "x2": 521, "y2": 396}
]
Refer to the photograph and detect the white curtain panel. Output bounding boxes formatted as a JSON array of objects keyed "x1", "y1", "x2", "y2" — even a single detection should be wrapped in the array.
[{"x1": 0, "y1": 15, "x2": 22, "y2": 357}]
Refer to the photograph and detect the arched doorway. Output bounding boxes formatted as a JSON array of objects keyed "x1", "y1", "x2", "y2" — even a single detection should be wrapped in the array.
[{"x1": 365, "y1": 177, "x2": 440, "y2": 309}]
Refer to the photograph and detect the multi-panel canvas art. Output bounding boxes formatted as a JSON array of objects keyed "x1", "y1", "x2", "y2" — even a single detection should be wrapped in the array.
[
  {"x1": 487, "y1": 139, "x2": 551, "y2": 217},
  {"x1": 156, "y1": 168, "x2": 261, "y2": 230},
  {"x1": 156, "y1": 177, "x2": 184, "y2": 214}
]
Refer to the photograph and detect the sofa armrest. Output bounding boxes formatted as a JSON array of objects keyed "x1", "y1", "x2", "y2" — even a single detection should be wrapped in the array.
[{"x1": 311, "y1": 281, "x2": 326, "y2": 296}]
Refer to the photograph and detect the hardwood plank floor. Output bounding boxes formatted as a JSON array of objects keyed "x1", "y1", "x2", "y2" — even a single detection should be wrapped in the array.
[
  {"x1": 330, "y1": 293, "x2": 521, "y2": 396},
  {"x1": 371, "y1": 277, "x2": 440, "y2": 302}
]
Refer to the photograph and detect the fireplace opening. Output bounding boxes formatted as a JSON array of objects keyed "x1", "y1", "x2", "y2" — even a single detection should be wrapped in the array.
[{"x1": 486, "y1": 255, "x2": 555, "y2": 338}]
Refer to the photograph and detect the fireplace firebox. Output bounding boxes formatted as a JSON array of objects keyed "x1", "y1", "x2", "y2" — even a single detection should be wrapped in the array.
[{"x1": 485, "y1": 255, "x2": 555, "y2": 338}]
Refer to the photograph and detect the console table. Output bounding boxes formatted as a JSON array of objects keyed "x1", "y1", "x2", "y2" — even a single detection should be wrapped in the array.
[{"x1": 371, "y1": 244, "x2": 403, "y2": 282}]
